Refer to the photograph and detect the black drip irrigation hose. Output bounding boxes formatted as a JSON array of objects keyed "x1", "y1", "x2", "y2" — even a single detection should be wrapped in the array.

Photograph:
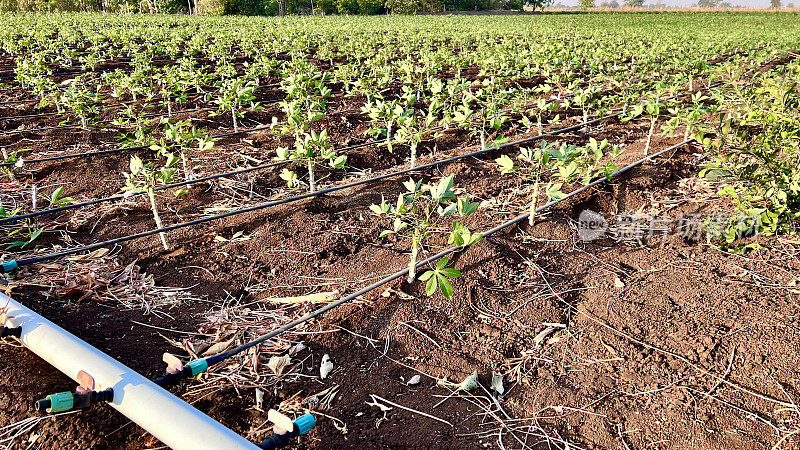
[
  {"x1": 154, "y1": 138, "x2": 695, "y2": 386},
  {"x1": 0, "y1": 96, "x2": 577, "y2": 224},
  {"x1": 0, "y1": 50, "x2": 288, "y2": 73},
  {"x1": 0, "y1": 92, "x2": 191, "y2": 122},
  {"x1": 0, "y1": 158, "x2": 296, "y2": 226},
  {"x1": 0, "y1": 86, "x2": 286, "y2": 138},
  {"x1": 0, "y1": 112, "x2": 618, "y2": 273},
  {"x1": 0, "y1": 63, "x2": 772, "y2": 233},
  {"x1": 4, "y1": 76, "x2": 537, "y2": 164},
  {"x1": 0, "y1": 122, "x2": 274, "y2": 168},
  {"x1": 1, "y1": 47, "x2": 762, "y2": 146},
  {"x1": 0, "y1": 79, "x2": 284, "y2": 123},
  {"x1": 0, "y1": 105, "x2": 217, "y2": 138},
  {"x1": 0, "y1": 69, "x2": 92, "y2": 81},
  {"x1": 0, "y1": 57, "x2": 270, "y2": 82}
]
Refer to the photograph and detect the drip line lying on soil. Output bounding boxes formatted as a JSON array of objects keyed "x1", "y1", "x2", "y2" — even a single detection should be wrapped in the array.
[
  {"x1": 0, "y1": 73, "x2": 737, "y2": 224},
  {"x1": 155, "y1": 138, "x2": 695, "y2": 386},
  {"x1": 2, "y1": 44, "x2": 766, "y2": 141},
  {"x1": 2, "y1": 53, "x2": 788, "y2": 246},
  {"x1": 0, "y1": 57, "x2": 285, "y2": 81},
  {"x1": 0, "y1": 121, "x2": 277, "y2": 168},
  {"x1": 3, "y1": 50, "x2": 762, "y2": 170},
  {"x1": 0, "y1": 105, "x2": 216, "y2": 137},
  {"x1": 0, "y1": 103, "x2": 605, "y2": 226},
  {"x1": 0, "y1": 158, "x2": 298, "y2": 225},
  {"x1": 0, "y1": 111, "x2": 618, "y2": 272},
  {"x1": 0, "y1": 79, "x2": 285, "y2": 123},
  {"x1": 0, "y1": 50, "x2": 293, "y2": 73}
]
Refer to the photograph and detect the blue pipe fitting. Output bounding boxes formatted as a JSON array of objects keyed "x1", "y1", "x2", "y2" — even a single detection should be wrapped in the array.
[
  {"x1": 258, "y1": 413, "x2": 316, "y2": 450},
  {"x1": 187, "y1": 359, "x2": 208, "y2": 376},
  {"x1": 1, "y1": 260, "x2": 17, "y2": 273}
]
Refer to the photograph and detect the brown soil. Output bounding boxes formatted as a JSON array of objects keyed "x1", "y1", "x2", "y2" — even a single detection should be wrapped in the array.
[{"x1": 1, "y1": 69, "x2": 798, "y2": 450}]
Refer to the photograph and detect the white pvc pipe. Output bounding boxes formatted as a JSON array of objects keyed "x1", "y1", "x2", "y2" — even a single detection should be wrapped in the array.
[{"x1": 1, "y1": 292, "x2": 258, "y2": 450}]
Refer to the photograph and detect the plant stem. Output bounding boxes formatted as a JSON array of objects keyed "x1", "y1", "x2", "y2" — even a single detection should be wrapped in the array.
[
  {"x1": 645, "y1": 116, "x2": 655, "y2": 155},
  {"x1": 231, "y1": 107, "x2": 238, "y2": 133},
  {"x1": 410, "y1": 141, "x2": 417, "y2": 169},
  {"x1": 307, "y1": 158, "x2": 315, "y2": 193},
  {"x1": 147, "y1": 188, "x2": 170, "y2": 251},
  {"x1": 528, "y1": 177, "x2": 539, "y2": 227},
  {"x1": 408, "y1": 230, "x2": 419, "y2": 283},
  {"x1": 181, "y1": 152, "x2": 191, "y2": 181}
]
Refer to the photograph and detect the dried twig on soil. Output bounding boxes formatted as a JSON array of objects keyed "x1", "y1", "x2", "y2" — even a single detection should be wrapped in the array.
[
  {"x1": 173, "y1": 292, "x2": 339, "y2": 401},
  {"x1": 368, "y1": 394, "x2": 452, "y2": 427},
  {"x1": 5, "y1": 254, "x2": 194, "y2": 312},
  {"x1": 0, "y1": 411, "x2": 79, "y2": 449}
]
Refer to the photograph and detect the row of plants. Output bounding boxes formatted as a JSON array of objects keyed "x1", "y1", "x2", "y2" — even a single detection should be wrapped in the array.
[
  {"x1": 1, "y1": 14, "x2": 798, "y2": 288},
  {"x1": 697, "y1": 58, "x2": 800, "y2": 245}
]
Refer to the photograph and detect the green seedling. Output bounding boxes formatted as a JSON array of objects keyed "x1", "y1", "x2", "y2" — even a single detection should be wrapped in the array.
[
  {"x1": 123, "y1": 154, "x2": 181, "y2": 251},
  {"x1": 419, "y1": 257, "x2": 461, "y2": 299},
  {"x1": 41, "y1": 187, "x2": 74, "y2": 208},
  {"x1": 150, "y1": 119, "x2": 215, "y2": 181},
  {"x1": 370, "y1": 175, "x2": 481, "y2": 294},
  {"x1": 215, "y1": 78, "x2": 260, "y2": 133},
  {"x1": 277, "y1": 129, "x2": 345, "y2": 193}
]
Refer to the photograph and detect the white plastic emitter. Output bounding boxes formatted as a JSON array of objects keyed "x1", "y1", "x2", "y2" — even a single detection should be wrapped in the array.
[{"x1": 1, "y1": 292, "x2": 257, "y2": 450}]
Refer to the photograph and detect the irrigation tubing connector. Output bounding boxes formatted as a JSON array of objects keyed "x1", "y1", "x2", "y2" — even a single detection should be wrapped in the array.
[
  {"x1": 153, "y1": 138, "x2": 695, "y2": 386},
  {"x1": 35, "y1": 388, "x2": 114, "y2": 414},
  {"x1": 0, "y1": 111, "x2": 618, "y2": 275},
  {"x1": 258, "y1": 413, "x2": 316, "y2": 450}
]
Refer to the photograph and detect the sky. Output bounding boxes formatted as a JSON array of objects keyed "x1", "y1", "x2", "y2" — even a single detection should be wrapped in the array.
[{"x1": 554, "y1": 0, "x2": 784, "y2": 7}]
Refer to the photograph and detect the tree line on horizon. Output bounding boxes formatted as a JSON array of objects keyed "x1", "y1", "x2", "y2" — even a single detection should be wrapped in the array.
[
  {"x1": 0, "y1": 0, "x2": 546, "y2": 14},
  {"x1": 0, "y1": 0, "x2": 791, "y2": 17},
  {"x1": 582, "y1": 0, "x2": 787, "y2": 8}
]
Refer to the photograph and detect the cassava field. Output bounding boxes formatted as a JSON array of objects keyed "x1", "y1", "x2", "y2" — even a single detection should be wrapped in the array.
[{"x1": 1, "y1": 11, "x2": 800, "y2": 450}]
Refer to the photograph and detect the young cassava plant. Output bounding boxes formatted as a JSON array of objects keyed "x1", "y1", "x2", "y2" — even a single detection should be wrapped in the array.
[
  {"x1": 370, "y1": 175, "x2": 481, "y2": 298},
  {"x1": 122, "y1": 153, "x2": 181, "y2": 251},
  {"x1": 150, "y1": 119, "x2": 215, "y2": 181},
  {"x1": 276, "y1": 129, "x2": 345, "y2": 193}
]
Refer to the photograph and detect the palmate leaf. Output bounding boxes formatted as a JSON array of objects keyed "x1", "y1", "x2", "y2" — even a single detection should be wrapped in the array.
[
  {"x1": 279, "y1": 168, "x2": 298, "y2": 187},
  {"x1": 420, "y1": 257, "x2": 462, "y2": 299},
  {"x1": 496, "y1": 154, "x2": 516, "y2": 174},
  {"x1": 432, "y1": 175, "x2": 455, "y2": 201},
  {"x1": 437, "y1": 273, "x2": 453, "y2": 299},
  {"x1": 424, "y1": 273, "x2": 437, "y2": 296}
]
